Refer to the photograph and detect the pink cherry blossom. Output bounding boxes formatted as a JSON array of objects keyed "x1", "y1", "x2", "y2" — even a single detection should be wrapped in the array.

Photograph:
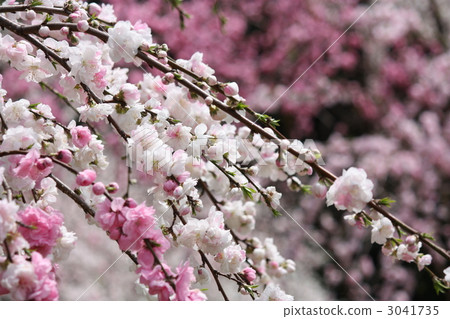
[
  {"x1": 29, "y1": 252, "x2": 58, "y2": 301},
  {"x1": 119, "y1": 203, "x2": 156, "y2": 250},
  {"x1": 138, "y1": 264, "x2": 174, "y2": 301},
  {"x1": 17, "y1": 206, "x2": 63, "y2": 257},
  {"x1": 71, "y1": 126, "x2": 92, "y2": 148},
  {"x1": 13, "y1": 149, "x2": 53, "y2": 181}
]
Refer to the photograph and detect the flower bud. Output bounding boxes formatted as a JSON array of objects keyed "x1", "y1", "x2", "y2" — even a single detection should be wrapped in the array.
[
  {"x1": 36, "y1": 158, "x2": 53, "y2": 171},
  {"x1": 56, "y1": 149, "x2": 72, "y2": 164},
  {"x1": 76, "y1": 169, "x2": 97, "y2": 186},
  {"x1": 60, "y1": 27, "x2": 70, "y2": 36},
  {"x1": 38, "y1": 26, "x2": 50, "y2": 37},
  {"x1": 207, "y1": 75, "x2": 217, "y2": 86},
  {"x1": 77, "y1": 20, "x2": 90, "y2": 32},
  {"x1": 88, "y1": 3, "x2": 102, "y2": 16},
  {"x1": 311, "y1": 182, "x2": 327, "y2": 199},
  {"x1": 25, "y1": 10, "x2": 36, "y2": 20},
  {"x1": 224, "y1": 82, "x2": 239, "y2": 96},
  {"x1": 204, "y1": 96, "x2": 213, "y2": 106},
  {"x1": 107, "y1": 182, "x2": 119, "y2": 194},
  {"x1": 242, "y1": 267, "x2": 256, "y2": 283},
  {"x1": 92, "y1": 182, "x2": 105, "y2": 195}
]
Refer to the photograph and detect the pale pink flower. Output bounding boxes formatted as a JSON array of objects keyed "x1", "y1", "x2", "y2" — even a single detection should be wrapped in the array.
[
  {"x1": 257, "y1": 283, "x2": 294, "y2": 301},
  {"x1": 1, "y1": 255, "x2": 37, "y2": 300},
  {"x1": 214, "y1": 244, "x2": 246, "y2": 274},
  {"x1": 120, "y1": 83, "x2": 141, "y2": 105},
  {"x1": 371, "y1": 217, "x2": 395, "y2": 245},
  {"x1": 76, "y1": 169, "x2": 97, "y2": 186},
  {"x1": 0, "y1": 198, "x2": 19, "y2": 242},
  {"x1": 444, "y1": 267, "x2": 450, "y2": 285},
  {"x1": 326, "y1": 167, "x2": 374, "y2": 213},
  {"x1": 396, "y1": 244, "x2": 418, "y2": 263},
  {"x1": 107, "y1": 21, "x2": 144, "y2": 63},
  {"x1": 417, "y1": 254, "x2": 432, "y2": 271}
]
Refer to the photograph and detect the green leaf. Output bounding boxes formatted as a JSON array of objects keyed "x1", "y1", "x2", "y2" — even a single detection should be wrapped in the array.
[
  {"x1": 421, "y1": 233, "x2": 435, "y2": 241},
  {"x1": 271, "y1": 208, "x2": 282, "y2": 217},
  {"x1": 225, "y1": 170, "x2": 236, "y2": 177},
  {"x1": 44, "y1": 14, "x2": 53, "y2": 23},
  {"x1": 235, "y1": 101, "x2": 248, "y2": 110},
  {"x1": 30, "y1": 0, "x2": 43, "y2": 6},
  {"x1": 301, "y1": 185, "x2": 312, "y2": 194},
  {"x1": 433, "y1": 278, "x2": 449, "y2": 295},
  {"x1": 241, "y1": 186, "x2": 256, "y2": 200},
  {"x1": 377, "y1": 197, "x2": 396, "y2": 207}
]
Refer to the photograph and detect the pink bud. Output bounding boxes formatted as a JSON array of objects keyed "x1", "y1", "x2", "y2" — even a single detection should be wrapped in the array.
[
  {"x1": 163, "y1": 179, "x2": 178, "y2": 194},
  {"x1": 242, "y1": 267, "x2": 256, "y2": 283},
  {"x1": 60, "y1": 27, "x2": 70, "y2": 36},
  {"x1": 71, "y1": 126, "x2": 92, "y2": 148},
  {"x1": 157, "y1": 50, "x2": 167, "y2": 58},
  {"x1": 173, "y1": 186, "x2": 183, "y2": 198},
  {"x1": 405, "y1": 235, "x2": 417, "y2": 245},
  {"x1": 176, "y1": 171, "x2": 190, "y2": 184},
  {"x1": 311, "y1": 182, "x2": 327, "y2": 199},
  {"x1": 76, "y1": 169, "x2": 97, "y2": 186},
  {"x1": 207, "y1": 76, "x2": 217, "y2": 86},
  {"x1": 125, "y1": 198, "x2": 138, "y2": 208},
  {"x1": 92, "y1": 182, "x2": 105, "y2": 195},
  {"x1": 69, "y1": 11, "x2": 81, "y2": 22},
  {"x1": 224, "y1": 82, "x2": 239, "y2": 96},
  {"x1": 25, "y1": 10, "x2": 36, "y2": 20},
  {"x1": 204, "y1": 96, "x2": 213, "y2": 106},
  {"x1": 38, "y1": 26, "x2": 50, "y2": 37},
  {"x1": 88, "y1": 3, "x2": 102, "y2": 16},
  {"x1": 179, "y1": 205, "x2": 191, "y2": 216},
  {"x1": 77, "y1": 20, "x2": 89, "y2": 32},
  {"x1": 36, "y1": 157, "x2": 53, "y2": 171},
  {"x1": 162, "y1": 72, "x2": 174, "y2": 85},
  {"x1": 107, "y1": 182, "x2": 119, "y2": 194},
  {"x1": 56, "y1": 149, "x2": 72, "y2": 164}
]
